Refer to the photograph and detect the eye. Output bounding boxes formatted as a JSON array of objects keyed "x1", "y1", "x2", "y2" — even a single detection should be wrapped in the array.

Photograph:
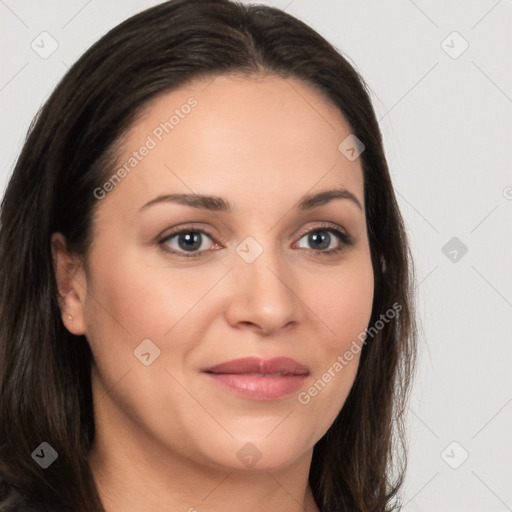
[
  {"x1": 160, "y1": 229, "x2": 218, "y2": 257},
  {"x1": 295, "y1": 225, "x2": 352, "y2": 255}
]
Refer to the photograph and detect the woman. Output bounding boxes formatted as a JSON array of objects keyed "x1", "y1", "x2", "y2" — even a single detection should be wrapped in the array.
[{"x1": 0, "y1": 1, "x2": 416, "y2": 511}]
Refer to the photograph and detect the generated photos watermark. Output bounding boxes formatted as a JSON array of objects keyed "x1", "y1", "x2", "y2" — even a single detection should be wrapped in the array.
[
  {"x1": 297, "y1": 302, "x2": 402, "y2": 405},
  {"x1": 93, "y1": 96, "x2": 198, "y2": 200}
]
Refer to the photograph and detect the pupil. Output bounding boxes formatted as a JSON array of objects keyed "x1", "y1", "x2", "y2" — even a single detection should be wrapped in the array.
[
  {"x1": 310, "y1": 231, "x2": 330, "y2": 250},
  {"x1": 179, "y1": 232, "x2": 201, "y2": 251}
]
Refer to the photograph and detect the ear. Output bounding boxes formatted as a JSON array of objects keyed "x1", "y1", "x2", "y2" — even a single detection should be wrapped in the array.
[{"x1": 51, "y1": 232, "x2": 87, "y2": 335}]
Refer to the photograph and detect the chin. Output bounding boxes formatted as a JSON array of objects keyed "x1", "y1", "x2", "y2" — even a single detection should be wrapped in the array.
[{"x1": 193, "y1": 427, "x2": 314, "y2": 473}]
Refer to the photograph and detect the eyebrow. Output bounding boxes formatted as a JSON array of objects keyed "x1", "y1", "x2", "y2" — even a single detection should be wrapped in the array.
[{"x1": 140, "y1": 187, "x2": 363, "y2": 213}]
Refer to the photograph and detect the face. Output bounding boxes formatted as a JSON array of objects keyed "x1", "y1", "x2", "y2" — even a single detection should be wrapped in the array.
[{"x1": 56, "y1": 74, "x2": 374, "y2": 473}]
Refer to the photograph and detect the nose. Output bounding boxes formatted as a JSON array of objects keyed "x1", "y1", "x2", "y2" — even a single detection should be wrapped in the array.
[{"x1": 223, "y1": 242, "x2": 300, "y2": 336}]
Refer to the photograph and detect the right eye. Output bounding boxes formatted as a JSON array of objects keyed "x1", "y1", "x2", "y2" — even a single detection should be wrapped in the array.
[{"x1": 160, "y1": 229, "x2": 220, "y2": 258}]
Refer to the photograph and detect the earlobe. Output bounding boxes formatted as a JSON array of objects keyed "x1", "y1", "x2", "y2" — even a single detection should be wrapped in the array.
[{"x1": 51, "y1": 232, "x2": 87, "y2": 335}]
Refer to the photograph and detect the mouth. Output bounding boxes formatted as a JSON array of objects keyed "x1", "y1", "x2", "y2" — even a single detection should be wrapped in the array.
[{"x1": 201, "y1": 356, "x2": 310, "y2": 401}]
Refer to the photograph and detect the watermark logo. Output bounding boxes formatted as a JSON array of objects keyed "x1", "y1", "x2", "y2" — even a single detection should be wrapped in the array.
[
  {"x1": 236, "y1": 236, "x2": 264, "y2": 263},
  {"x1": 31, "y1": 442, "x2": 58, "y2": 468},
  {"x1": 338, "y1": 134, "x2": 365, "y2": 161},
  {"x1": 31, "y1": 31, "x2": 59, "y2": 59},
  {"x1": 236, "y1": 442, "x2": 262, "y2": 468},
  {"x1": 134, "y1": 338, "x2": 161, "y2": 366},
  {"x1": 442, "y1": 236, "x2": 468, "y2": 263},
  {"x1": 441, "y1": 441, "x2": 469, "y2": 469},
  {"x1": 441, "y1": 31, "x2": 469, "y2": 60}
]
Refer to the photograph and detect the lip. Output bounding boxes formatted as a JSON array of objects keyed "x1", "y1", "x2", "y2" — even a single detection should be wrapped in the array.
[{"x1": 202, "y1": 357, "x2": 310, "y2": 401}]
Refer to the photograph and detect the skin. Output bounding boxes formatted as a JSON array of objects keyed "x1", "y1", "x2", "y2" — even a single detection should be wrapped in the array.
[{"x1": 52, "y1": 74, "x2": 374, "y2": 512}]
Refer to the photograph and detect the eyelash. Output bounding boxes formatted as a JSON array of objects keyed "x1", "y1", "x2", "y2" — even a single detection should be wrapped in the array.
[{"x1": 158, "y1": 222, "x2": 353, "y2": 259}]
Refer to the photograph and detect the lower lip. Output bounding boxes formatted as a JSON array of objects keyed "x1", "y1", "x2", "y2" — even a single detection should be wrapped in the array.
[{"x1": 204, "y1": 373, "x2": 308, "y2": 400}]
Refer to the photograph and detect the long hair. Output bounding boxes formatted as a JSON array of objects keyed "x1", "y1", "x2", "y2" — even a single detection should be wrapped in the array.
[{"x1": 0, "y1": 1, "x2": 416, "y2": 510}]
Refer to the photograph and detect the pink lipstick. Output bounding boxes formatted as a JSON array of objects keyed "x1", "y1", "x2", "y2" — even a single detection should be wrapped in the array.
[{"x1": 202, "y1": 356, "x2": 310, "y2": 401}]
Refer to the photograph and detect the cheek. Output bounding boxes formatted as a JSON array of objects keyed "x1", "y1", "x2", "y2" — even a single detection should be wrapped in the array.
[
  {"x1": 83, "y1": 249, "x2": 221, "y2": 345},
  {"x1": 320, "y1": 256, "x2": 375, "y2": 353},
  {"x1": 81, "y1": 251, "x2": 222, "y2": 455},
  {"x1": 80, "y1": 246, "x2": 174, "y2": 388},
  {"x1": 297, "y1": 256, "x2": 374, "y2": 433}
]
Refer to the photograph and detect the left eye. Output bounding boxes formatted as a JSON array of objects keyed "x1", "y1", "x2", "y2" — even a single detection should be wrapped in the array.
[{"x1": 295, "y1": 229, "x2": 343, "y2": 252}]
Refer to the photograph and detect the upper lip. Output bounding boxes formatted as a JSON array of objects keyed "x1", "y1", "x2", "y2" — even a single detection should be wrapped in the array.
[{"x1": 202, "y1": 357, "x2": 310, "y2": 376}]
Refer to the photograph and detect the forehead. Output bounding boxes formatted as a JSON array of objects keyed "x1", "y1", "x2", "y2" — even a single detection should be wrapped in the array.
[{"x1": 103, "y1": 74, "x2": 364, "y2": 215}]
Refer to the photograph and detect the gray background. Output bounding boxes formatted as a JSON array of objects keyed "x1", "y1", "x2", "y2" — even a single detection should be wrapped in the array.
[{"x1": 1, "y1": 1, "x2": 511, "y2": 510}]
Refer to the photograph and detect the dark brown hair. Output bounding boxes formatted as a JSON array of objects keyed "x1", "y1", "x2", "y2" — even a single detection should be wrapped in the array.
[{"x1": 0, "y1": 1, "x2": 416, "y2": 510}]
